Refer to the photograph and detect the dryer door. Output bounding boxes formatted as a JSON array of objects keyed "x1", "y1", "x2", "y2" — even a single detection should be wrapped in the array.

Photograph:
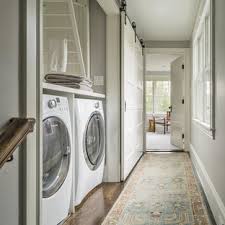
[
  {"x1": 42, "y1": 116, "x2": 71, "y2": 198},
  {"x1": 84, "y1": 112, "x2": 105, "y2": 171}
]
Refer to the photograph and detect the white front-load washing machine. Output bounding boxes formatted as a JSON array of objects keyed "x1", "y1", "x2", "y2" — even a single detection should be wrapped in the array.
[
  {"x1": 74, "y1": 99, "x2": 105, "y2": 206},
  {"x1": 42, "y1": 94, "x2": 72, "y2": 225}
]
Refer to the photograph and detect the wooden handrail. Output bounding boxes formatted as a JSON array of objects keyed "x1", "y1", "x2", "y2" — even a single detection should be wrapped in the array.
[{"x1": 0, "y1": 118, "x2": 36, "y2": 168}]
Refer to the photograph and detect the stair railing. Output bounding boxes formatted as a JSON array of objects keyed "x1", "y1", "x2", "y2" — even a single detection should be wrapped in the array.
[{"x1": 0, "y1": 118, "x2": 36, "y2": 168}]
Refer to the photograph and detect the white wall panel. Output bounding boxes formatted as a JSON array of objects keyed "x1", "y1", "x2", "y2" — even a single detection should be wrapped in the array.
[{"x1": 104, "y1": 14, "x2": 121, "y2": 182}]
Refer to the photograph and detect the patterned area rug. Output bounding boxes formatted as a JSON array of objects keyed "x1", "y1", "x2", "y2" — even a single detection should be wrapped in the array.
[{"x1": 102, "y1": 153, "x2": 213, "y2": 225}]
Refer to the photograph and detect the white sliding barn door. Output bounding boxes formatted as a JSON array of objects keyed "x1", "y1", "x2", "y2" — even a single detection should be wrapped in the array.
[
  {"x1": 170, "y1": 56, "x2": 185, "y2": 149},
  {"x1": 121, "y1": 13, "x2": 144, "y2": 180}
]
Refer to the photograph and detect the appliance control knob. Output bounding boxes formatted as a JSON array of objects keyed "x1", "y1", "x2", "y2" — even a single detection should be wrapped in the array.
[
  {"x1": 94, "y1": 102, "x2": 99, "y2": 109},
  {"x1": 48, "y1": 99, "x2": 57, "y2": 108}
]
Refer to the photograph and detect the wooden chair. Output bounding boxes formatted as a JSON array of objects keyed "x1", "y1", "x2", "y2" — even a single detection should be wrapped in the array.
[
  {"x1": 148, "y1": 118, "x2": 155, "y2": 132},
  {"x1": 154, "y1": 117, "x2": 166, "y2": 134},
  {"x1": 165, "y1": 111, "x2": 171, "y2": 132},
  {"x1": 150, "y1": 111, "x2": 171, "y2": 134}
]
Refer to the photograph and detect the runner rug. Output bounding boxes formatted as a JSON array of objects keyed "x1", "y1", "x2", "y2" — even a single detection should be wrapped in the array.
[{"x1": 102, "y1": 153, "x2": 213, "y2": 225}]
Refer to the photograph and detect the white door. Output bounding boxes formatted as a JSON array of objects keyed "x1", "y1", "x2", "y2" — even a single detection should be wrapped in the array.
[
  {"x1": 170, "y1": 56, "x2": 185, "y2": 149},
  {"x1": 0, "y1": 2, "x2": 21, "y2": 224},
  {"x1": 0, "y1": 1, "x2": 37, "y2": 225},
  {"x1": 121, "y1": 13, "x2": 144, "y2": 180}
]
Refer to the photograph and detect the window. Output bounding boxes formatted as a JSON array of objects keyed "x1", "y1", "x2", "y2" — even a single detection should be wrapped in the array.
[
  {"x1": 192, "y1": 0, "x2": 213, "y2": 130},
  {"x1": 146, "y1": 81, "x2": 171, "y2": 114},
  {"x1": 146, "y1": 81, "x2": 153, "y2": 113}
]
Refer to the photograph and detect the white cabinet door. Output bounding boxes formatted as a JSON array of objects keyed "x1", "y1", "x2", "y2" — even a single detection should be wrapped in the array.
[
  {"x1": 121, "y1": 13, "x2": 144, "y2": 180},
  {"x1": 170, "y1": 56, "x2": 185, "y2": 149}
]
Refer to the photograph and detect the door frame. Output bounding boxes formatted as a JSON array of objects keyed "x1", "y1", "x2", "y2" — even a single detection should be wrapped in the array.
[
  {"x1": 144, "y1": 48, "x2": 191, "y2": 152},
  {"x1": 20, "y1": 0, "x2": 40, "y2": 225}
]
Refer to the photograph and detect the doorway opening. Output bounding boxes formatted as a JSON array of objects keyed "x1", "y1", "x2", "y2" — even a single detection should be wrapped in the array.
[{"x1": 145, "y1": 49, "x2": 187, "y2": 152}]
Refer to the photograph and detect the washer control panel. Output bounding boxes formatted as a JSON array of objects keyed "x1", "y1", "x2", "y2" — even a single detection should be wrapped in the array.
[
  {"x1": 46, "y1": 97, "x2": 69, "y2": 112},
  {"x1": 48, "y1": 99, "x2": 57, "y2": 108}
]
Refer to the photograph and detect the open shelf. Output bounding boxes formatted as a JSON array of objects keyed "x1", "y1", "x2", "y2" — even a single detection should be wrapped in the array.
[{"x1": 43, "y1": 82, "x2": 106, "y2": 99}]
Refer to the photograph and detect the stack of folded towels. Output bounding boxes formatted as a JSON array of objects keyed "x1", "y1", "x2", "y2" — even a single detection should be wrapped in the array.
[{"x1": 45, "y1": 73, "x2": 93, "y2": 92}]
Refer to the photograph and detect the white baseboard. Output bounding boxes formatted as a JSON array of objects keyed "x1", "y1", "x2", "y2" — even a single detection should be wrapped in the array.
[
  {"x1": 123, "y1": 151, "x2": 143, "y2": 181},
  {"x1": 190, "y1": 144, "x2": 225, "y2": 225}
]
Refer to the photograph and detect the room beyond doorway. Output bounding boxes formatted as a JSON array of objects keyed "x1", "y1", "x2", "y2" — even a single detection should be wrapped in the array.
[
  {"x1": 145, "y1": 49, "x2": 187, "y2": 152},
  {"x1": 146, "y1": 79, "x2": 178, "y2": 151}
]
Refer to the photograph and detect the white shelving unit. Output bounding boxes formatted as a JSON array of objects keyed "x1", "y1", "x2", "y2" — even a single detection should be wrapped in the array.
[
  {"x1": 42, "y1": 0, "x2": 86, "y2": 78},
  {"x1": 43, "y1": 82, "x2": 106, "y2": 98},
  {"x1": 72, "y1": 0, "x2": 90, "y2": 78}
]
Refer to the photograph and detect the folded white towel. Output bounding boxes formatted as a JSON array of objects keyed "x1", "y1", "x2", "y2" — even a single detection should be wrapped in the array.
[{"x1": 45, "y1": 73, "x2": 92, "y2": 86}]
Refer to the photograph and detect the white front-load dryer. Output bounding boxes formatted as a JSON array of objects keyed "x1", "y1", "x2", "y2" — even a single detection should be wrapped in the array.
[
  {"x1": 74, "y1": 99, "x2": 105, "y2": 206},
  {"x1": 42, "y1": 94, "x2": 72, "y2": 225}
]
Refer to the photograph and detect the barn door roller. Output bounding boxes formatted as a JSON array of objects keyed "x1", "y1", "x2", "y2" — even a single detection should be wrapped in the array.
[
  {"x1": 120, "y1": 0, "x2": 127, "y2": 24},
  {"x1": 140, "y1": 39, "x2": 145, "y2": 55},
  {"x1": 132, "y1": 22, "x2": 137, "y2": 42}
]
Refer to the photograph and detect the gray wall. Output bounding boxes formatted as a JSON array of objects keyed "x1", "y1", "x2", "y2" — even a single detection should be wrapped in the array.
[
  {"x1": 90, "y1": 0, "x2": 106, "y2": 94},
  {"x1": 105, "y1": 14, "x2": 121, "y2": 182},
  {"x1": 0, "y1": 0, "x2": 20, "y2": 224},
  {"x1": 190, "y1": 0, "x2": 225, "y2": 223}
]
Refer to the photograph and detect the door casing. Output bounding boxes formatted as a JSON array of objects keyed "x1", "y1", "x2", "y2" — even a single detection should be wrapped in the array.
[
  {"x1": 144, "y1": 48, "x2": 191, "y2": 152},
  {"x1": 20, "y1": 0, "x2": 40, "y2": 225}
]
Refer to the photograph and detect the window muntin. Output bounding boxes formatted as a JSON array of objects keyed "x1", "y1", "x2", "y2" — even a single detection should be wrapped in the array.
[{"x1": 146, "y1": 81, "x2": 153, "y2": 113}]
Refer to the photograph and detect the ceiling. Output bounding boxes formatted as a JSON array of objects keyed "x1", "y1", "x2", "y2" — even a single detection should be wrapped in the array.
[
  {"x1": 146, "y1": 54, "x2": 180, "y2": 74},
  {"x1": 126, "y1": 0, "x2": 200, "y2": 41}
]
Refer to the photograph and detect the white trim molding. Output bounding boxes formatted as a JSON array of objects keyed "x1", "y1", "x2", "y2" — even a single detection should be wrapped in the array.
[
  {"x1": 145, "y1": 71, "x2": 170, "y2": 76},
  {"x1": 145, "y1": 41, "x2": 191, "y2": 49},
  {"x1": 192, "y1": 119, "x2": 213, "y2": 139},
  {"x1": 190, "y1": 144, "x2": 225, "y2": 225}
]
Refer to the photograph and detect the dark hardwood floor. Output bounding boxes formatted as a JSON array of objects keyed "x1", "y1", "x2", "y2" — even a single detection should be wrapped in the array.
[{"x1": 64, "y1": 182, "x2": 124, "y2": 225}]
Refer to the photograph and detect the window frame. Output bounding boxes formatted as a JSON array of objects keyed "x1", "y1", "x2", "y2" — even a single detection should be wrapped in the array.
[{"x1": 192, "y1": 0, "x2": 215, "y2": 138}]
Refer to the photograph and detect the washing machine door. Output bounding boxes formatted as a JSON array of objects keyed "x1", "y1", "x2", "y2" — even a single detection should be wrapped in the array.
[
  {"x1": 84, "y1": 112, "x2": 105, "y2": 171},
  {"x1": 42, "y1": 116, "x2": 71, "y2": 198}
]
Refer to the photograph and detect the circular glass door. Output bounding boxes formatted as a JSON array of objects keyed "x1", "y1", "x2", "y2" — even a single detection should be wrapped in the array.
[
  {"x1": 84, "y1": 112, "x2": 105, "y2": 170},
  {"x1": 42, "y1": 117, "x2": 71, "y2": 198}
]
